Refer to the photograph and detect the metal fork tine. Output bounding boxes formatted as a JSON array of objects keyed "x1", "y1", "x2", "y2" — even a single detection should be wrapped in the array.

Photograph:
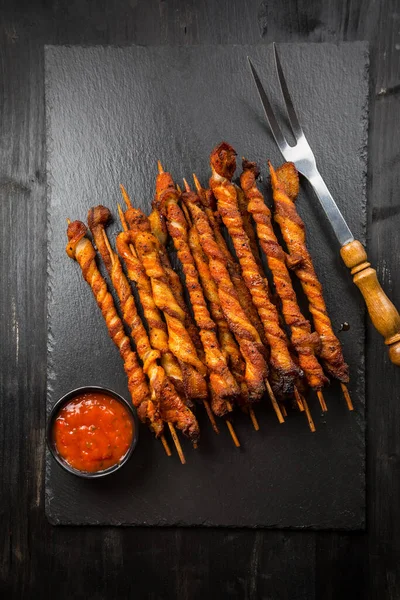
[
  {"x1": 272, "y1": 43, "x2": 304, "y2": 140},
  {"x1": 247, "y1": 57, "x2": 289, "y2": 155}
]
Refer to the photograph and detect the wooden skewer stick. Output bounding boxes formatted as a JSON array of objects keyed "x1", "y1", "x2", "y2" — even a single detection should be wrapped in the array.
[
  {"x1": 120, "y1": 184, "x2": 133, "y2": 209},
  {"x1": 226, "y1": 420, "x2": 240, "y2": 447},
  {"x1": 117, "y1": 203, "x2": 129, "y2": 232},
  {"x1": 192, "y1": 173, "x2": 202, "y2": 193},
  {"x1": 248, "y1": 407, "x2": 259, "y2": 431},
  {"x1": 317, "y1": 390, "x2": 328, "y2": 412},
  {"x1": 265, "y1": 379, "x2": 285, "y2": 423},
  {"x1": 340, "y1": 383, "x2": 354, "y2": 411},
  {"x1": 101, "y1": 228, "x2": 172, "y2": 458},
  {"x1": 280, "y1": 403, "x2": 288, "y2": 417},
  {"x1": 300, "y1": 394, "x2": 316, "y2": 433},
  {"x1": 168, "y1": 422, "x2": 186, "y2": 464},
  {"x1": 160, "y1": 435, "x2": 172, "y2": 456},
  {"x1": 203, "y1": 399, "x2": 220, "y2": 434},
  {"x1": 157, "y1": 160, "x2": 164, "y2": 174},
  {"x1": 293, "y1": 386, "x2": 304, "y2": 411}
]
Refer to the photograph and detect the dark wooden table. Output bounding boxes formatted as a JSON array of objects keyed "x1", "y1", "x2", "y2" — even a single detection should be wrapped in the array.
[{"x1": 1, "y1": 1, "x2": 399, "y2": 598}]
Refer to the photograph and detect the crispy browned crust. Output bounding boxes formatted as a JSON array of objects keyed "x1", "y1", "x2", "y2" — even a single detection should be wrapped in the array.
[
  {"x1": 66, "y1": 220, "x2": 163, "y2": 436},
  {"x1": 155, "y1": 173, "x2": 240, "y2": 414},
  {"x1": 132, "y1": 228, "x2": 208, "y2": 401},
  {"x1": 234, "y1": 183, "x2": 264, "y2": 273},
  {"x1": 88, "y1": 208, "x2": 199, "y2": 441},
  {"x1": 210, "y1": 143, "x2": 301, "y2": 395},
  {"x1": 137, "y1": 205, "x2": 204, "y2": 358},
  {"x1": 270, "y1": 161, "x2": 349, "y2": 383},
  {"x1": 240, "y1": 161, "x2": 329, "y2": 390},
  {"x1": 196, "y1": 183, "x2": 267, "y2": 344},
  {"x1": 115, "y1": 230, "x2": 184, "y2": 396},
  {"x1": 188, "y1": 225, "x2": 248, "y2": 403},
  {"x1": 183, "y1": 191, "x2": 267, "y2": 402}
]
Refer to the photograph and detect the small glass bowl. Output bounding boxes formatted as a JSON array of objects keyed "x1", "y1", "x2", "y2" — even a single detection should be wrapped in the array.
[{"x1": 46, "y1": 386, "x2": 139, "y2": 479}]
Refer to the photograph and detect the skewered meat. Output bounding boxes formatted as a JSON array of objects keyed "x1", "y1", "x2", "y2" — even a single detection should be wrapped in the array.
[
  {"x1": 88, "y1": 206, "x2": 200, "y2": 441},
  {"x1": 66, "y1": 220, "x2": 163, "y2": 436},
  {"x1": 240, "y1": 160, "x2": 328, "y2": 391},
  {"x1": 270, "y1": 161, "x2": 349, "y2": 383},
  {"x1": 210, "y1": 142, "x2": 301, "y2": 395},
  {"x1": 154, "y1": 166, "x2": 240, "y2": 412},
  {"x1": 183, "y1": 190, "x2": 267, "y2": 401},
  {"x1": 193, "y1": 176, "x2": 266, "y2": 342}
]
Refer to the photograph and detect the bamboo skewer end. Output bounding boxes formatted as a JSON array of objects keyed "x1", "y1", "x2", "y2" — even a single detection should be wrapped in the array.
[
  {"x1": 294, "y1": 386, "x2": 304, "y2": 411},
  {"x1": 317, "y1": 390, "x2": 328, "y2": 412},
  {"x1": 157, "y1": 160, "x2": 164, "y2": 174},
  {"x1": 167, "y1": 422, "x2": 186, "y2": 464},
  {"x1": 340, "y1": 383, "x2": 354, "y2": 411},
  {"x1": 204, "y1": 400, "x2": 219, "y2": 434},
  {"x1": 160, "y1": 434, "x2": 172, "y2": 456},
  {"x1": 248, "y1": 407, "x2": 260, "y2": 431},
  {"x1": 192, "y1": 173, "x2": 202, "y2": 193},
  {"x1": 226, "y1": 420, "x2": 240, "y2": 447},
  {"x1": 265, "y1": 379, "x2": 285, "y2": 423},
  {"x1": 301, "y1": 395, "x2": 316, "y2": 433},
  {"x1": 117, "y1": 203, "x2": 129, "y2": 233},
  {"x1": 183, "y1": 178, "x2": 191, "y2": 193},
  {"x1": 120, "y1": 184, "x2": 133, "y2": 209}
]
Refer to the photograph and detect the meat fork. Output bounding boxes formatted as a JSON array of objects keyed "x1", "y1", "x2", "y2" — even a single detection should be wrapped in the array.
[{"x1": 248, "y1": 44, "x2": 400, "y2": 366}]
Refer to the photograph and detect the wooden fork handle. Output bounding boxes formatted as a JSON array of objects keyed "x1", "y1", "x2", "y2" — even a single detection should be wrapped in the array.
[{"x1": 340, "y1": 240, "x2": 400, "y2": 366}]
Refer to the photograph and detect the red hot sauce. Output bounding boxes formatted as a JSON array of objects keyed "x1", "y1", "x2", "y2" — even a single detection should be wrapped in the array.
[{"x1": 53, "y1": 392, "x2": 134, "y2": 473}]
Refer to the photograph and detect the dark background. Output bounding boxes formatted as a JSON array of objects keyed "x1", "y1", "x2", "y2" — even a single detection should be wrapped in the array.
[{"x1": 1, "y1": 1, "x2": 399, "y2": 598}]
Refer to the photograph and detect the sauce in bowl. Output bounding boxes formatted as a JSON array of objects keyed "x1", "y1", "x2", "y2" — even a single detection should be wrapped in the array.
[{"x1": 53, "y1": 391, "x2": 134, "y2": 473}]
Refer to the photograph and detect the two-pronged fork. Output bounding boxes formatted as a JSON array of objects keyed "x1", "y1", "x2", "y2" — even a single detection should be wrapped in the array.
[{"x1": 248, "y1": 44, "x2": 400, "y2": 366}]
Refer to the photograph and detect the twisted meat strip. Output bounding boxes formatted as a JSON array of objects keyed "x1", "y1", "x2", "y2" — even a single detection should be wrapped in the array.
[
  {"x1": 193, "y1": 176, "x2": 265, "y2": 342},
  {"x1": 65, "y1": 220, "x2": 163, "y2": 436},
  {"x1": 187, "y1": 223, "x2": 248, "y2": 403},
  {"x1": 234, "y1": 183, "x2": 264, "y2": 274},
  {"x1": 240, "y1": 160, "x2": 328, "y2": 391},
  {"x1": 121, "y1": 186, "x2": 203, "y2": 358},
  {"x1": 183, "y1": 190, "x2": 267, "y2": 401},
  {"x1": 270, "y1": 161, "x2": 349, "y2": 383},
  {"x1": 88, "y1": 206, "x2": 199, "y2": 442},
  {"x1": 154, "y1": 166, "x2": 240, "y2": 413},
  {"x1": 210, "y1": 142, "x2": 301, "y2": 395},
  {"x1": 129, "y1": 224, "x2": 209, "y2": 402},
  {"x1": 115, "y1": 223, "x2": 184, "y2": 396}
]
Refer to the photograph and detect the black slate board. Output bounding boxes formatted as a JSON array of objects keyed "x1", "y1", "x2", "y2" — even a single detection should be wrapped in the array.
[{"x1": 45, "y1": 43, "x2": 368, "y2": 528}]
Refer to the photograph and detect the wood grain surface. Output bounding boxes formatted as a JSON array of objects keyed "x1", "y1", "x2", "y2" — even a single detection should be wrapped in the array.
[{"x1": 1, "y1": 0, "x2": 399, "y2": 598}]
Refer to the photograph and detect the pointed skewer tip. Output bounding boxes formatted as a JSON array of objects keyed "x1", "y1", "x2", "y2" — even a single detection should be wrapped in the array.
[
  {"x1": 120, "y1": 184, "x2": 132, "y2": 208},
  {"x1": 157, "y1": 160, "x2": 164, "y2": 174},
  {"x1": 192, "y1": 173, "x2": 202, "y2": 193},
  {"x1": 183, "y1": 178, "x2": 191, "y2": 193},
  {"x1": 340, "y1": 383, "x2": 354, "y2": 411},
  {"x1": 226, "y1": 420, "x2": 240, "y2": 448}
]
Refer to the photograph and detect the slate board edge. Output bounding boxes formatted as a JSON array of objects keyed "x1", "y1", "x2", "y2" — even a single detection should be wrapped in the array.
[{"x1": 44, "y1": 42, "x2": 368, "y2": 529}]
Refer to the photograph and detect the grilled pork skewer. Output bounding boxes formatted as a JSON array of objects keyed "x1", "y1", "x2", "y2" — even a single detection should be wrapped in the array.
[
  {"x1": 182, "y1": 189, "x2": 267, "y2": 402},
  {"x1": 121, "y1": 186, "x2": 203, "y2": 359},
  {"x1": 269, "y1": 161, "x2": 352, "y2": 410},
  {"x1": 154, "y1": 163, "x2": 240, "y2": 412},
  {"x1": 65, "y1": 220, "x2": 164, "y2": 440},
  {"x1": 210, "y1": 142, "x2": 301, "y2": 397},
  {"x1": 192, "y1": 175, "x2": 266, "y2": 344},
  {"x1": 87, "y1": 206, "x2": 200, "y2": 451},
  {"x1": 183, "y1": 184, "x2": 261, "y2": 431},
  {"x1": 240, "y1": 159, "x2": 329, "y2": 394},
  {"x1": 117, "y1": 202, "x2": 216, "y2": 421},
  {"x1": 115, "y1": 211, "x2": 184, "y2": 398}
]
